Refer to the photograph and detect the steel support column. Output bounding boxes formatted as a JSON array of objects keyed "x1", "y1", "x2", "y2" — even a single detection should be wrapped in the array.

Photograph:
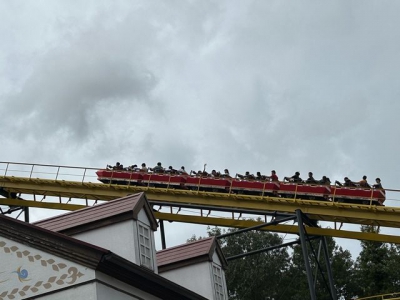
[
  {"x1": 159, "y1": 220, "x2": 167, "y2": 250},
  {"x1": 322, "y1": 236, "x2": 337, "y2": 300},
  {"x1": 25, "y1": 206, "x2": 29, "y2": 223},
  {"x1": 296, "y1": 209, "x2": 317, "y2": 300}
]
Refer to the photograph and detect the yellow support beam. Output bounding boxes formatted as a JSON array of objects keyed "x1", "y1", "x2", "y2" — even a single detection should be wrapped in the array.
[
  {"x1": 0, "y1": 198, "x2": 86, "y2": 211},
  {"x1": 154, "y1": 212, "x2": 400, "y2": 244},
  {"x1": 2, "y1": 176, "x2": 400, "y2": 229}
]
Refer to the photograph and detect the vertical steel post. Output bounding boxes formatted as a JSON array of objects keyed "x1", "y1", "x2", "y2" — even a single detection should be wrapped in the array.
[
  {"x1": 25, "y1": 206, "x2": 30, "y2": 223},
  {"x1": 314, "y1": 239, "x2": 323, "y2": 290},
  {"x1": 160, "y1": 220, "x2": 167, "y2": 250},
  {"x1": 322, "y1": 236, "x2": 337, "y2": 300},
  {"x1": 296, "y1": 209, "x2": 317, "y2": 300}
]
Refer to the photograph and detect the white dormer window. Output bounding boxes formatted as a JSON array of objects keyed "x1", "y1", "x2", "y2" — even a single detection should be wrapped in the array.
[
  {"x1": 212, "y1": 264, "x2": 226, "y2": 300},
  {"x1": 138, "y1": 222, "x2": 153, "y2": 270}
]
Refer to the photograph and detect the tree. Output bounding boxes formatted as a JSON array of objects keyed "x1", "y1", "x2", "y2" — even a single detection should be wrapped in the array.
[
  {"x1": 353, "y1": 225, "x2": 400, "y2": 297},
  {"x1": 201, "y1": 223, "x2": 292, "y2": 300},
  {"x1": 281, "y1": 236, "x2": 356, "y2": 300},
  {"x1": 192, "y1": 224, "x2": 358, "y2": 300}
]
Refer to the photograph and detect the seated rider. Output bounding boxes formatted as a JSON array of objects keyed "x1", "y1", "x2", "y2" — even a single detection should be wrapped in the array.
[
  {"x1": 358, "y1": 175, "x2": 371, "y2": 188},
  {"x1": 266, "y1": 170, "x2": 279, "y2": 182},
  {"x1": 305, "y1": 172, "x2": 317, "y2": 184},
  {"x1": 319, "y1": 176, "x2": 331, "y2": 185},
  {"x1": 221, "y1": 169, "x2": 231, "y2": 178},
  {"x1": 167, "y1": 166, "x2": 178, "y2": 174},
  {"x1": 237, "y1": 171, "x2": 254, "y2": 180},
  {"x1": 255, "y1": 172, "x2": 266, "y2": 181},
  {"x1": 373, "y1": 178, "x2": 383, "y2": 189},
  {"x1": 127, "y1": 164, "x2": 140, "y2": 172},
  {"x1": 140, "y1": 163, "x2": 147, "y2": 172},
  {"x1": 151, "y1": 162, "x2": 164, "y2": 173},
  {"x1": 284, "y1": 172, "x2": 302, "y2": 183},
  {"x1": 211, "y1": 170, "x2": 221, "y2": 178},
  {"x1": 192, "y1": 170, "x2": 209, "y2": 177},
  {"x1": 179, "y1": 166, "x2": 188, "y2": 175},
  {"x1": 335, "y1": 177, "x2": 356, "y2": 187},
  {"x1": 113, "y1": 162, "x2": 124, "y2": 170}
]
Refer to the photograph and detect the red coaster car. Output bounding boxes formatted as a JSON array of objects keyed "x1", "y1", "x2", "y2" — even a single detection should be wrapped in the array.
[
  {"x1": 230, "y1": 179, "x2": 280, "y2": 196},
  {"x1": 142, "y1": 173, "x2": 186, "y2": 187},
  {"x1": 278, "y1": 183, "x2": 331, "y2": 201},
  {"x1": 96, "y1": 170, "x2": 143, "y2": 185},
  {"x1": 185, "y1": 176, "x2": 231, "y2": 192},
  {"x1": 331, "y1": 186, "x2": 385, "y2": 205}
]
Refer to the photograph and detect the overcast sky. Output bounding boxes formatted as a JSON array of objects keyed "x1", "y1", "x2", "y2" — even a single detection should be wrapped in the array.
[{"x1": 2, "y1": 1, "x2": 400, "y2": 256}]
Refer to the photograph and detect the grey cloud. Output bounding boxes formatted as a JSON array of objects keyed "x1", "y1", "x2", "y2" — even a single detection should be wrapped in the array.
[{"x1": 2, "y1": 1, "x2": 400, "y2": 252}]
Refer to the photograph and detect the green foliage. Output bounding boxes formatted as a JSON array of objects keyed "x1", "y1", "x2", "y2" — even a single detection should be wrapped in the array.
[
  {"x1": 212, "y1": 224, "x2": 291, "y2": 300},
  {"x1": 187, "y1": 224, "x2": 400, "y2": 299},
  {"x1": 353, "y1": 226, "x2": 400, "y2": 297}
]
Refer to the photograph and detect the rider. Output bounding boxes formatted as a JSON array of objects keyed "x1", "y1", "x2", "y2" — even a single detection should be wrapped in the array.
[
  {"x1": 358, "y1": 175, "x2": 371, "y2": 188},
  {"x1": 319, "y1": 176, "x2": 331, "y2": 185},
  {"x1": 151, "y1": 162, "x2": 164, "y2": 173},
  {"x1": 335, "y1": 177, "x2": 356, "y2": 187},
  {"x1": 221, "y1": 169, "x2": 231, "y2": 178},
  {"x1": 179, "y1": 166, "x2": 188, "y2": 175},
  {"x1": 140, "y1": 163, "x2": 148, "y2": 172},
  {"x1": 266, "y1": 170, "x2": 279, "y2": 182},
  {"x1": 284, "y1": 172, "x2": 302, "y2": 183},
  {"x1": 373, "y1": 178, "x2": 383, "y2": 189},
  {"x1": 305, "y1": 172, "x2": 317, "y2": 184}
]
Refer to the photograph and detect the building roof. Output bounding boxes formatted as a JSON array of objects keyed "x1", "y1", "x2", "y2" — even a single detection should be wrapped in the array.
[
  {"x1": 34, "y1": 192, "x2": 158, "y2": 234},
  {"x1": 0, "y1": 214, "x2": 207, "y2": 300},
  {"x1": 157, "y1": 237, "x2": 228, "y2": 273}
]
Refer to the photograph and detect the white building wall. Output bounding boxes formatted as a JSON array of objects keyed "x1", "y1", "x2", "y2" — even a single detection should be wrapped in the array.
[
  {"x1": 33, "y1": 282, "x2": 97, "y2": 300},
  {"x1": 159, "y1": 261, "x2": 214, "y2": 299},
  {"x1": 72, "y1": 220, "x2": 137, "y2": 264},
  {"x1": 96, "y1": 272, "x2": 162, "y2": 300},
  {"x1": 0, "y1": 237, "x2": 95, "y2": 300},
  {"x1": 71, "y1": 211, "x2": 158, "y2": 273},
  {"x1": 212, "y1": 251, "x2": 222, "y2": 267},
  {"x1": 137, "y1": 209, "x2": 151, "y2": 227},
  {"x1": 32, "y1": 276, "x2": 166, "y2": 300}
]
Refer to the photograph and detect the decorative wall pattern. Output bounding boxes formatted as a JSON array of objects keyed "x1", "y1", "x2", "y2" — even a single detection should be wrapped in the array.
[{"x1": 0, "y1": 240, "x2": 85, "y2": 299}]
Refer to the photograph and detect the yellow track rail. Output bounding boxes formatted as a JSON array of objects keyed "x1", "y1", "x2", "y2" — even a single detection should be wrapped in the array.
[{"x1": 2, "y1": 175, "x2": 400, "y2": 230}]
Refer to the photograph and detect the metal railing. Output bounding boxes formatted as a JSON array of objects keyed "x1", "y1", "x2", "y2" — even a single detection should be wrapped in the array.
[
  {"x1": 1, "y1": 161, "x2": 400, "y2": 208},
  {"x1": 356, "y1": 292, "x2": 400, "y2": 300},
  {"x1": 0, "y1": 161, "x2": 99, "y2": 183}
]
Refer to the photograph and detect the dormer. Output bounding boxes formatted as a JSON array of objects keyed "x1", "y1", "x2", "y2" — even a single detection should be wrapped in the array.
[
  {"x1": 157, "y1": 237, "x2": 228, "y2": 300},
  {"x1": 34, "y1": 193, "x2": 158, "y2": 272}
]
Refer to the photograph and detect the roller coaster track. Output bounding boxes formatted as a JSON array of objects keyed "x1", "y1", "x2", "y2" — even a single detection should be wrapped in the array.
[{"x1": 1, "y1": 162, "x2": 400, "y2": 243}]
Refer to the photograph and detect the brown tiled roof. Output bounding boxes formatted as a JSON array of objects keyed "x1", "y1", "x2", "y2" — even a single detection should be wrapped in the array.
[
  {"x1": 0, "y1": 214, "x2": 207, "y2": 300},
  {"x1": 34, "y1": 192, "x2": 158, "y2": 234},
  {"x1": 157, "y1": 237, "x2": 227, "y2": 272}
]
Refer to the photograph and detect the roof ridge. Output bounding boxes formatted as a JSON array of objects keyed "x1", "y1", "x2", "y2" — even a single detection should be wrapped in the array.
[
  {"x1": 33, "y1": 192, "x2": 144, "y2": 225},
  {"x1": 157, "y1": 236, "x2": 215, "y2": 253}
]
